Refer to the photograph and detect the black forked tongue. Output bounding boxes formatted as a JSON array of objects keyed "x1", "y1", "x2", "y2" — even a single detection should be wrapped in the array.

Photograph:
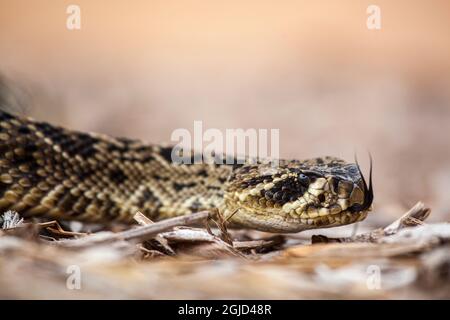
[{"x1": 349, "y1": 153, "x2": 374, "y2": 213}]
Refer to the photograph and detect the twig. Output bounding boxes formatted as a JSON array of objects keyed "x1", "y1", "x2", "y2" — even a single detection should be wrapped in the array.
[
  {"x1": 52, "y1": 211, "x2": 210, "y2": 248},
  {"x1": 205, "y1": 208, "x2": 234, "y2": 246},
  {"x1": 134, "y1": 211, "x2": 154, "y2": 225},
  {"x1": 39, "y1": 220, "x2": 87, "y2": 237},
  {"x1": 353, "y1": 201, "x2": 431, "y2": 242},
  {"x1": 232, "y1": 239, "x2": 279, "y2": 250},
  {"x1": 134, "y1": 211, "x2": 175, "y2": 256},
  {"x1": 160, "y1": 227, "x2": 246, "y2": 259},
  {"x1": 383, "y1": 202, "x2": 431, "y2": 235}
]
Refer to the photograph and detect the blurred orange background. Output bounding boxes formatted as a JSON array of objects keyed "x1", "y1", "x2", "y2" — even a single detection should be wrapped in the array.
[{"x1": 0, "y1": 0, "x2": 449, "y2": 224}]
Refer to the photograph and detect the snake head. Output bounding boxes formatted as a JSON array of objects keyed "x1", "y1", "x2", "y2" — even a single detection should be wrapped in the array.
[{"x1": 224, "y1": 157, "x2": 373, "y2": 233}]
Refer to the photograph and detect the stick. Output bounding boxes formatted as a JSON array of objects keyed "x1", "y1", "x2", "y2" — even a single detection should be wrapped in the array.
[
  {"x1": 352, "y1": 201, "x2": 431, "y2": 242},
  {"x1": 134, "y1": 211, "x2": 175, "y2": 255},
  {"x1": 382, "y1": 201, "x2": 430, "y2": 235},
  {"x1": 312, "y1": 202, "x2": 431, "y2": 244},
  {"x1": 52, "y1": 211, "x2": 210, "y2": 248}
]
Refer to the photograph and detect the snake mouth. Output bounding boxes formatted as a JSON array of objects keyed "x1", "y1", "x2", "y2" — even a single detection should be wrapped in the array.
[
  {"x1": 225, "y1": 201, "x2": 370, "y2": 232},
  {"x1": 288, "y1": 204, "x2": 370, "y2": 228}
]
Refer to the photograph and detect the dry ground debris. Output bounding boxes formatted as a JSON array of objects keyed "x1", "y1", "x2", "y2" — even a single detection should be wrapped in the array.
[{"x1": 0, "y1": 202, "x2": 448, "y2": 299}]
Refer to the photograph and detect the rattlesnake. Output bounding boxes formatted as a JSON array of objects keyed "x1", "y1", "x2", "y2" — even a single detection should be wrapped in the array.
[{"x1": 0, "y1": 109, "x2": 372, "y2": 232}]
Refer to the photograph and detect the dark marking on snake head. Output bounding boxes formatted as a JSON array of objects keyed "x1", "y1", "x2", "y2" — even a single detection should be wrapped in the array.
[
  {"x1": 267, "y1": 176, "x2": 309, "y2": 205},
  {"x1": 273, "y1": 191, "x2": 283, "y2": 201},
  {"x1": 242, "y1": 175, "x2": 268, "y2": 187}
]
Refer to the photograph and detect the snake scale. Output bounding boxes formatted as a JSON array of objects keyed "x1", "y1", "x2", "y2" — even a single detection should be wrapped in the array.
[{"x1": 0, "y1": 109, "x2": 373, "y2": 232}]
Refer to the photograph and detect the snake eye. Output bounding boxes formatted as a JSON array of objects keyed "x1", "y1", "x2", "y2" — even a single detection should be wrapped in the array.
[{"x1": 298, "y1": 173, "x2": 310, "y2": 187}]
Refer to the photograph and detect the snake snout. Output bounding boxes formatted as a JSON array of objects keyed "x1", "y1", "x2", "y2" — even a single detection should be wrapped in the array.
[
  {"x1": 346, "y1": 183, "x2": 369, "y2": 212},
  {"x1": 347, "y1": 158, "x2": 373, "y2": 213},
  {"x1": 326, "y1": 158, "x2": 373, "y2": 215}
]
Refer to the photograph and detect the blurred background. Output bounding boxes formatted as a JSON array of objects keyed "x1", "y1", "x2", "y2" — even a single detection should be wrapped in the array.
[{"x1": 0, "y1": 0, "x2": 449, "y2": 224}]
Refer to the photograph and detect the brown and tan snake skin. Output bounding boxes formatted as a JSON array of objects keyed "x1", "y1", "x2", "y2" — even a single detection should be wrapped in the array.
[{"x1": 0, "y1": 110, "x2": 373, "y2": 233}]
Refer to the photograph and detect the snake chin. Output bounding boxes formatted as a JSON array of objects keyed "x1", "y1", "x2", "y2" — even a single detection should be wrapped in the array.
[{"x1": 224, "y1": 203, "x2": 371, "y2": 233}]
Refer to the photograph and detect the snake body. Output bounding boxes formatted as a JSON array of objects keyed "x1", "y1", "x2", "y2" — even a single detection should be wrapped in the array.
[{"x1": 0, "y1": 110, "x2": 373, "y2": 232}]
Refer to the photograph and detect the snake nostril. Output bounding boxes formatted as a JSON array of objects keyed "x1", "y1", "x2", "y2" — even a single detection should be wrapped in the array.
[
  {"x1": 330, "y1": 178, "x2": 339, "y2": 195},
  {"x1": 318, "y1": 194, "x2": 325, "y2": 203}
]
